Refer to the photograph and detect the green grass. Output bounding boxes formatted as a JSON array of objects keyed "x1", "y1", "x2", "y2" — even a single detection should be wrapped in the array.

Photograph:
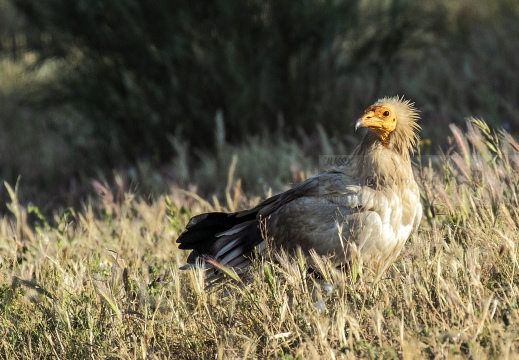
[{"x1": 1, "y1": 120, "x2": 519, "y2": 359}]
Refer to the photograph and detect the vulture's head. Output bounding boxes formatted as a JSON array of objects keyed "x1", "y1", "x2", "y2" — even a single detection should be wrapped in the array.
[{"x1": 355, "y1": 96, "x2": 420, "y2": 157}]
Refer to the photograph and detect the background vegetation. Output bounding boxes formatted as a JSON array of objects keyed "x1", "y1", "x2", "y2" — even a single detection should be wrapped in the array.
[{"x1": 0, "y1": 0, "x2": 518, "y2": 210}]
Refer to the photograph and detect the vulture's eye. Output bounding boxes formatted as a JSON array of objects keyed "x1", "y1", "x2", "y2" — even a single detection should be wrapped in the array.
[{"x1": 383, "y1": 111, "x2": 390, "y2": 117}]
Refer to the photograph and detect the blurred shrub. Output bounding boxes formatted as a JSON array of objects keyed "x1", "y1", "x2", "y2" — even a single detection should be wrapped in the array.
[
  {"x1": 1, "y1": 0, "x2": 519, "y2": 210},
  {"x1": 9, "y1": 0, "x2": 445, "y2": 163}
]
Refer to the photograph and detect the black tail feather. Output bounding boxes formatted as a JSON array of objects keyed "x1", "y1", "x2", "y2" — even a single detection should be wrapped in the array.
[{"x1": 176, "y1": 210, "x2": 262, "y2": 271}]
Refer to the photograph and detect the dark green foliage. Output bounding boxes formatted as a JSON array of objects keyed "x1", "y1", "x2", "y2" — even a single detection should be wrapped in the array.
[
  {"x1": 1, "y1": 0, "x2": 519, "y2": 212},
  {"x1": 10, "y1": 0, "x2": 444, "y2": 163}
]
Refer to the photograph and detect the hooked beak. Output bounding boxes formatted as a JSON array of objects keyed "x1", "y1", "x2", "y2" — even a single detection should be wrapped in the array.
[
  {"x1": 355, "y1": 111, "x2": 381, "y2": 132},
  {"x1": 354, "y1": 119, "x2": 363, "y2": 132}
]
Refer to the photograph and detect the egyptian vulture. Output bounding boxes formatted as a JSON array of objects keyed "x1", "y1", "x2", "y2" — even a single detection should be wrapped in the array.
[{"x1": 177, "y1": 96, "x2": 422, "y2": 275}]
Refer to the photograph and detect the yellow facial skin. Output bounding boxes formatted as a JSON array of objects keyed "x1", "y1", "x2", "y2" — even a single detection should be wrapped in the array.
[{"x1": 355, "y1": 105, "x2": 397, "y2": 145}]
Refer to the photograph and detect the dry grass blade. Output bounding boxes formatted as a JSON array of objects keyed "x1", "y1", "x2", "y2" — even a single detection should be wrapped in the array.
[
  {"x1": 1, "y1": 119, "x2": 519, "y2": 359},
  {"x1": 12, "y1": 276, "x2": 56, "y2": 301}
]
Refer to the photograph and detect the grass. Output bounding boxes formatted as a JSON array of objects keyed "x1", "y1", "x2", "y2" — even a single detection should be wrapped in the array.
[{"x1": 1, "y1": 119, "x2": 519, "y2": 359}]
